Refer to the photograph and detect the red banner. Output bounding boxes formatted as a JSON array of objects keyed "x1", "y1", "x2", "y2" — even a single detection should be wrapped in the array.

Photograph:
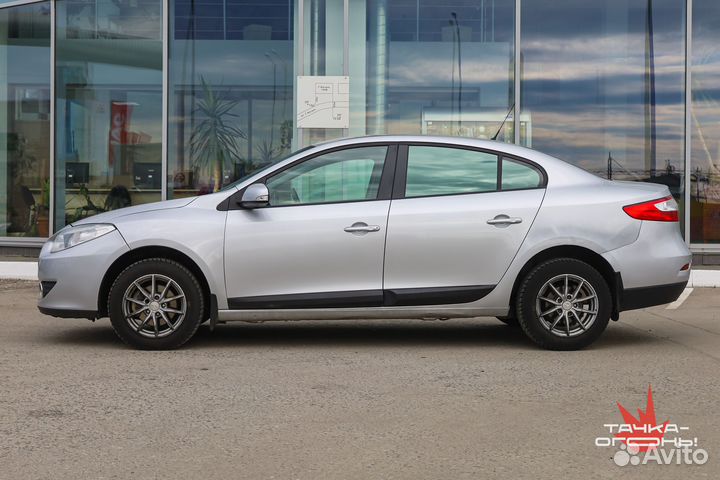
[{"x1": 109, "y1": 102, "x2": 133, "y2": 167}]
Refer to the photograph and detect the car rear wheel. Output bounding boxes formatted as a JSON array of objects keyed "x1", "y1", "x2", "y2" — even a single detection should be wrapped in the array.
[
  {"x1": 516, "y1": 258, "x2": 611, "y2": 350},
  {"x1": 108, "y1": 258, "x2": 204, "y2": 350}
]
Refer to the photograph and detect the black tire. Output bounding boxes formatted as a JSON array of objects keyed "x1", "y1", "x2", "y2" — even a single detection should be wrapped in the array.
[
  {"x1": 108, "y1": 258, "x2": 205, "y2": 350},
  {"x1": 496, "y1": 315, "x2": 519, "y2": 327},
  {"x1": 516, "y1": 258, "x2": 611, "y2": 350}
]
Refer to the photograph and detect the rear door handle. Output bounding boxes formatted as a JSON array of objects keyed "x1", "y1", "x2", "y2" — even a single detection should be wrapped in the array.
[
  {"x1": 344, "y1": 222, "x2": 381, "y2": 234},
  {"x1": 487, "y1": 215, "x2": 523, "y2": 226}
]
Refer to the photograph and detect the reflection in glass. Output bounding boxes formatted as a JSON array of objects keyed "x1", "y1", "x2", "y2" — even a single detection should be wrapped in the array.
[
  {"x1": 267, "y1": 146, "x2": 387, "y2": 205},
  {"x1": 169, "y1": 0, "x2": 294, "y2": 198},
  {"x1": 359, "y1": 0, "x2": 515, "y2": 141},
  {"x1": 405, "y1": 146, "x2": 498, "y2": 197},
  {"x1": 301, "y1": 0, "x2": 345, "y2": 146},
  {"x1": 54, "y1": 0, "x2": 163, "y2": 229},
  {"x1": 501, "y1": 158, "x2": 541, "y2": 190},
  {"x1": 521, "y1": 0, "x2": 686, "y2": 224},
  {"x1": 690, "y1": 0, "x2": 720, "y2": 244},
  {"x1": 0, "y1": 2, "x2": 50, "y2": 237}
]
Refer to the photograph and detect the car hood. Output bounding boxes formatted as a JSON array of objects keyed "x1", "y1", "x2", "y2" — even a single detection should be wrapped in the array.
[{"x1": 71, "y1": 197, "x2": 198, "y2": 226}]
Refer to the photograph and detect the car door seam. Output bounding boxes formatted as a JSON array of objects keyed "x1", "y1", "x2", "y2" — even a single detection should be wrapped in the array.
[{"x1": 495, "y1": 188, "x2": 548, "y2": 286}]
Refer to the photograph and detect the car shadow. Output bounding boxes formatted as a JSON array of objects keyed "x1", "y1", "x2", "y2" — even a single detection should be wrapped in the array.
[
  {"x1": 193, "y1": 321, "x2": 534, "y2": 349},
  {"x1": 45, "y1": 319, "x2": 657, "y2": 351}
]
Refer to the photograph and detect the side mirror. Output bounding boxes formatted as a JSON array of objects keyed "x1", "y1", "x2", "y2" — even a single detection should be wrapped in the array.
[{"x1": 239, "y1": 183, "x2": 269, "y2": 209}]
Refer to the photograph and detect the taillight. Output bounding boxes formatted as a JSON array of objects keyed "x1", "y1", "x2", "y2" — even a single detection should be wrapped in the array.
[{"x1": 623, "y1": 195, "x2": 679, "y2": 222}]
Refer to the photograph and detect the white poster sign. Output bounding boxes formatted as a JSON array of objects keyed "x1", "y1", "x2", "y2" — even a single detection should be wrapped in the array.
[{"x1": 296, "y1": 76, "x2": 350, "y2": 129}]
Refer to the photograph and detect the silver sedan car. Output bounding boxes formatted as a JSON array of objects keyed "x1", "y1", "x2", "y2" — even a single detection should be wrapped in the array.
[{"x1": 38, "y1": 136, "x2": 691, "y2": 350}]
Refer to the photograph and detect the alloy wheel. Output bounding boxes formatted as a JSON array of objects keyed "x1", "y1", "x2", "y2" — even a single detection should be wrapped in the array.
[
  {"x1": 535, "y1": 273, "x2": 598, "y2": 337},
  {"x1": 122, "y1": 274, "x2": 187, "y2": 338}
]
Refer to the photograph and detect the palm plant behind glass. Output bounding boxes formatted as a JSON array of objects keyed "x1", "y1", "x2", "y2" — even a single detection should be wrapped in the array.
[{"x1": 189, "y1": 77, "x2": 246, "y2": 192}]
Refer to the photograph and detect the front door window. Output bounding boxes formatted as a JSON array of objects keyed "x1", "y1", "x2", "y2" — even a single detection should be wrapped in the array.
[{"x1": 266, "y1": 146, "x2": 388, "y2": 206}]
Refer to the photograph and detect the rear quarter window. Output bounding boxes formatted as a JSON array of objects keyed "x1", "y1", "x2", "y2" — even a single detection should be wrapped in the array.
[{"x1": 501, "y1": 157, "x2": 543, "y2": 190}]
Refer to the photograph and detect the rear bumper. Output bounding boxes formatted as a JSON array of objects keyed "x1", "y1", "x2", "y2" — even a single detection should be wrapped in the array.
[{"x1": 619, "y1": 280, "x2": 687, "y2": 312}]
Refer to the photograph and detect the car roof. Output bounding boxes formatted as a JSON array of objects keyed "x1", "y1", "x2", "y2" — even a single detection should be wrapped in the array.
[{"x1": 314, "y1": 135, "x2": 547, "y2": 161}]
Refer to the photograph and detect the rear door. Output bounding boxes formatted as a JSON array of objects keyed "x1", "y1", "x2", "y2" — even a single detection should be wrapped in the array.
[{"x1": 382, "y1": 144, "x2": 546, "y2": 304}]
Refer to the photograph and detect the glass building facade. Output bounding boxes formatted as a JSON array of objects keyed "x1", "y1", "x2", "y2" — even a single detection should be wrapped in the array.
[{"x1": 0, "y1": 0, "x2": 718, "y2": 251}]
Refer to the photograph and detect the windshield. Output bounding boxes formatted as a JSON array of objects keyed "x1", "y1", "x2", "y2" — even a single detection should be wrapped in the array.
[{"x1": 220, "y1": 145, "x2": 316, "y2": 191}]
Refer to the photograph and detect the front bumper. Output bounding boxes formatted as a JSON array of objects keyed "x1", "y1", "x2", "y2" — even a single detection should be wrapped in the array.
[
  {"x1": 37, "y1": 229, "x2": 130, "y2": 317},
  {"x1": 38, "y1": 306, "x2": 98, "y2": 319}
]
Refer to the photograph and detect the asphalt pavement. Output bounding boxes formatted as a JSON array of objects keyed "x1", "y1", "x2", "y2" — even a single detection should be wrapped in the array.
[{"x1": 1, "y1": 280, "x2": 718, "y2": 479}]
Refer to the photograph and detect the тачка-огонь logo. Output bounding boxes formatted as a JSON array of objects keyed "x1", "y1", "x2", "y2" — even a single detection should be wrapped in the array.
[{"x1": 595, "y1": 385, "x2": 708, "y2": 466}]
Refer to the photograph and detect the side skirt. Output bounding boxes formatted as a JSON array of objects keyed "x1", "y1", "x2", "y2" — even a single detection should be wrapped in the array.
[
  {"x1": 227, "y1": 285, "x2": 495, "y2": 310},
  {"x1": 221, "y1": 285, "x2": 499, "y2": 322},
  {"x1": 217, "y1": 306, "x2": 507, "y2": 322}
]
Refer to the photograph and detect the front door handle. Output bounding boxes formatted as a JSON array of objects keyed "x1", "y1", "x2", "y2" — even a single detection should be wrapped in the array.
[
  {"x1": 487, "y1": 215, "x2": 523, "y2": 226},
  {"x1": 344, "y1": 222, "x2": 381, "y2": 234}
]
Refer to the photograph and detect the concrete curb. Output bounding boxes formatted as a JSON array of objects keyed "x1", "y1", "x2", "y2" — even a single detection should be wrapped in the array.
[
  {"x1": 1, "y1": 261, "x2": 719, "y2": 287},
  {"x1": 0, "y1": 262, "x2": 39, "y2": 281},
  {"x1": 687, "y1": 269, "x2": 720, "y2": 288}
]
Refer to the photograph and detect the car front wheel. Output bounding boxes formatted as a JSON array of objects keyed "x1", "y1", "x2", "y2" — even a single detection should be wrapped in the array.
[
  {"x1": 516, "y1": 258, "x2": 611, "y2": 350},
  {"x1": 108, "y1": 258, "x2": 205, "y2": 350}
]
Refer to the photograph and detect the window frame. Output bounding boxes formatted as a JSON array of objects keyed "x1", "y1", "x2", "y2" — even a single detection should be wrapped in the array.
[
  {"x1": 393, "y1": 142, "x2": 548, "y2": 200},
  {"x1": 226, "y1": 143, "x2": 399, "y2": 210}
]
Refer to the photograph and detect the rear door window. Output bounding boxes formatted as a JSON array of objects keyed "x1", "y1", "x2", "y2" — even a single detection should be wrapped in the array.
[{"x1": 405, "y1": 145, "x2": 498, "y2": 198}]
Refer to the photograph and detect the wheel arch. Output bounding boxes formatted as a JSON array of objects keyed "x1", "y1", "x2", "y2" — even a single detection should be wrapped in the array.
[
  {"x1": 509, "y1": 245, "x2": 621, "y2": 320},
  {"x1": 97, "y1": 246, "x2": 212, "y2": 319}
]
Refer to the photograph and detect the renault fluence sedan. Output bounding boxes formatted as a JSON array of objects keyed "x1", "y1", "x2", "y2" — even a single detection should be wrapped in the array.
[{"x1": 38, "y1": 136, "x2": 691, "y2": 350}]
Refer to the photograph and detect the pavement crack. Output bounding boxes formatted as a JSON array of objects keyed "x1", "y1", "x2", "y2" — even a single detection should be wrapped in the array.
[
  {"x1": 619, "y1": 321, "x2": 720, "y2": 364},
  {"x1": 644, "y1": 309, "x2": 720, "y2": 337}
]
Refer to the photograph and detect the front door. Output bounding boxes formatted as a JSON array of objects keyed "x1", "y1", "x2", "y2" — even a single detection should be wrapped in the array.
[
  {"x1": 383, "y1": 144, "x2": 546, "y2": 304},
  {"x1": 224, "y1": 145, "x2": 394, "y2": 308}
]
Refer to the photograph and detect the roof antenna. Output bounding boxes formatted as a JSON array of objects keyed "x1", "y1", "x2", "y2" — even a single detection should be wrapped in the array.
[{"x1": 491, "y1": 103, "x2": 515, "y2": 141}]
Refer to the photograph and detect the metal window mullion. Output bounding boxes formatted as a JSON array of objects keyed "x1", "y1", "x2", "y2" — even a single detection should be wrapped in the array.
[
  {"x1": 343, "y1": 0, "x2": 348, "y2": 139},
  {"x1": 684, "y1": 0, "x2": 692, "y2": 245},
  {"x1": 297, "y1": 0, "x2": 304, "y2": 148},
  {"x1": 49, "y1": 0, "x2": 56, "y2": 235},
  {"x1": 513, "y1": 0, "x2": 520, "y2": 145},
  {"x1": 162, "y1": 0, "x2": 169, "y2": 200}
]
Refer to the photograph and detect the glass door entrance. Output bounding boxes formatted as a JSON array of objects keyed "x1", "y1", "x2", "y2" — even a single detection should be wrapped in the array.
[{"x1": 0, "y1": 2, "x2": 51, "y2": 238}]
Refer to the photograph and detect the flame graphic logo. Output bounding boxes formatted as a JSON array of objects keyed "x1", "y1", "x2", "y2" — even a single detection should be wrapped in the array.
[{"x1": 614, "y1": 385, "x2": 668, "y2": 452}]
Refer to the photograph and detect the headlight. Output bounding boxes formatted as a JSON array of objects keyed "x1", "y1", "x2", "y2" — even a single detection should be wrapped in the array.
[{"x1": 50, "y1": 224, "x2": 116, "y2": 253}]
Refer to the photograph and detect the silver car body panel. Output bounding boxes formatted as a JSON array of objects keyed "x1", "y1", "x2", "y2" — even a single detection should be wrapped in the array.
[
  {"x1": 72, "y1": 196, "x2": 197, "y2": 226},
  {"x1": 38, "y1": 229, "x2": 130, "y2": 312},
  {"x1": 384, "y1": 189, "x2": 545, "y2": 289},
  {"x1": 602, "y1": 221, "x2": 691, "y2": 288},
  {"x1": 115, "y1": 192, "x2": 231, "y2": 309},
  {"x1": 37, "y1": 135, "x2": 691, "y2": 320},
  {"x1": 224, "y1": 200, "x2": 390, "y2": 299}
]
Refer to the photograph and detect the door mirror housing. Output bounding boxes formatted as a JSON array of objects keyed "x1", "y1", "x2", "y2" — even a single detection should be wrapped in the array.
[{"x1": 239, "y1": 183, "x2": 270, "y2": 208}]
